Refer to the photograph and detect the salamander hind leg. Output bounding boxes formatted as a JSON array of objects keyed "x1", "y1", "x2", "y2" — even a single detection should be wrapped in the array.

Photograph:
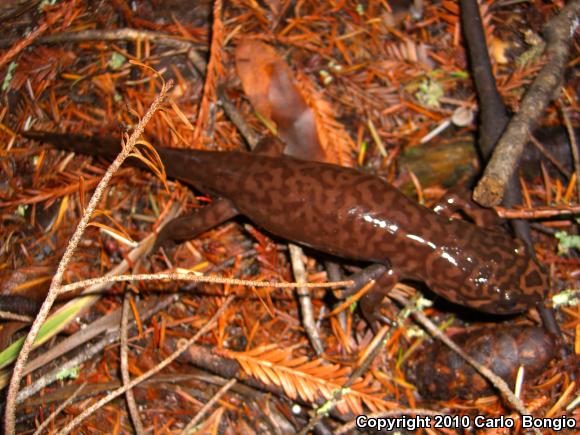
[{"x1": 155, "y1": 197, "x2": 238, "y2": 250}]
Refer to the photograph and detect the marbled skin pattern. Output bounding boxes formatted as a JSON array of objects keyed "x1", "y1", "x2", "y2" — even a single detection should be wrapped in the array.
[
  {"x1": 160, "y1": 148, "x2": 547, "y2": 314},
  {"x1": 22, "y1": 129, "x2": 547, "y2": 315}
]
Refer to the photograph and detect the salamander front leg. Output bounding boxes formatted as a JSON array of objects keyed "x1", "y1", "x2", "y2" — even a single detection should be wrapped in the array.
[
  {"x1": 336, "y1": 264, "x2": 388, "y2": 298},
  {"x1": 155, "y1": 197, "x2": 239, "y2": 249},
  {"x1": 335, "y1": 264, "x2": 399, "y2": 330},
  {"x1": 432, "y1": 185, "x2": 502, "y2": 228}
]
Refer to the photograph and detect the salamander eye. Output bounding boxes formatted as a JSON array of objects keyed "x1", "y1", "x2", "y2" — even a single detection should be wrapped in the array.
[{"x1": 498, "y1": 289, "x2": 524, "y2": 313}]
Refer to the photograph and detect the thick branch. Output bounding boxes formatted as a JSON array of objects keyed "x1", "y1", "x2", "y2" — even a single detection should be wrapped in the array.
[
  {"x1": 461, "y1": 0, "x2": 532, "y2": 248},
  {"x1": 460, "y1": 0, "x2": 509, "y2": 159},
  {"x1": 473, "y1": 0, "x2": 580, "y2": 206}
]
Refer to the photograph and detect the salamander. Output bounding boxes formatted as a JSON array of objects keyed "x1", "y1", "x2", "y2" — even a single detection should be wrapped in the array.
[{"x1": 22, "y1": 131, "x2": 549, "y2": 323}]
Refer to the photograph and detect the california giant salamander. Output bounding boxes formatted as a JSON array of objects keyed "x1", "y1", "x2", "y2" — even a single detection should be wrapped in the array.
[{"x1": 22, "y1": 131, "x2": 549, "y2": 319}]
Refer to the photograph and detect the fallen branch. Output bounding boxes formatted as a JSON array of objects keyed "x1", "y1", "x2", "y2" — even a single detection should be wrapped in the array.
[
  {"x1": 461, "y1": 0, "x2": 532, "y2": 247},
  {"x1": 473, "y1": 0, "x2": 580, "y2": 207},
  {"x1": 495, "y1": 205, "x2": 580, "y2": 219}
]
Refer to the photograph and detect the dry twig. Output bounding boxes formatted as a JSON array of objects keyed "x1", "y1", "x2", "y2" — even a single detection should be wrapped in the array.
[
  {"x1": 289, "y1": 243, "x2": 325, "y2": 355},
  {"x1": 32, "y1": 382, "x2": 87, "y2": 435},
  {"x1": 4, "y1": 81, "x2": 174, "y2": 435},
  {"x1": 297, "y1": 297, "x2": 419, "y2": 435},
  {"x1": 121, "y1": 293, "x2": 145, "y2": 434},
  {"x1": 193, "y1": 0, "x2": 223, "y2": 143},
  {"x1": 54, "y1": 297, "x2": 235, "y2": 434},
  {"x1": 57, "y1": 272, "x2": 353, "y2": 294},
  {"x1": 181, "y1": 378, "x2": 237, "y2": 434},
  {"x1": 389, "y1": 293, "x2": 540, "y2": 435},
  {"x1": 16, "y1": 296, "x2": 177, "y2": 405},
  {"x1": 495, "y1": 205, "x2": 580, "y2": 219}
]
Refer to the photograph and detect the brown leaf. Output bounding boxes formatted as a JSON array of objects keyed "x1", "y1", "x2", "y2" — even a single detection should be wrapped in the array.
[
  {"x1": 235, "y1": 39, "x2": 325, "y2": 162},
  {"x1": 235, "y1": 40, "x2": 280, "y2": 120}
]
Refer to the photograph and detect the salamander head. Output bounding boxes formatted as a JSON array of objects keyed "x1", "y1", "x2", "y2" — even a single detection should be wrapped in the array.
[{"x1": 465, "y1": 247, "x2": 548, "y2": 315}]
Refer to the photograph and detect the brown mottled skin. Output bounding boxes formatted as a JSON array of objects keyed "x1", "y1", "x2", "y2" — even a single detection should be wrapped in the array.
[
  {"x1": 162, "y1": 149, "x2": 547, "y2": 314},
  {"x1": 23, "y1": 131, "x2": 549, "y2": 317}
]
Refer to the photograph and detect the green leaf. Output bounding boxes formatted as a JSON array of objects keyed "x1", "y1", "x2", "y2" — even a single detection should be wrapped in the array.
[
  {"x1": 1, "y1": 62, "x2": 18, "y2": 92},
  {"x1": 415, "y1": 79, "x2": 444, "y2": 108},
  {"x1": 0, "y1": 295, "x2": 99, "y2": 372},
  {"x1": 108, "y1": 52, "x2": 127, "y2": 70},
  {"x1": 555, "y1": 231, "x2": 580, "y2": 255},
  {"x1": 56, "y1": 366, "x2": 80, "y2": 381}
]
